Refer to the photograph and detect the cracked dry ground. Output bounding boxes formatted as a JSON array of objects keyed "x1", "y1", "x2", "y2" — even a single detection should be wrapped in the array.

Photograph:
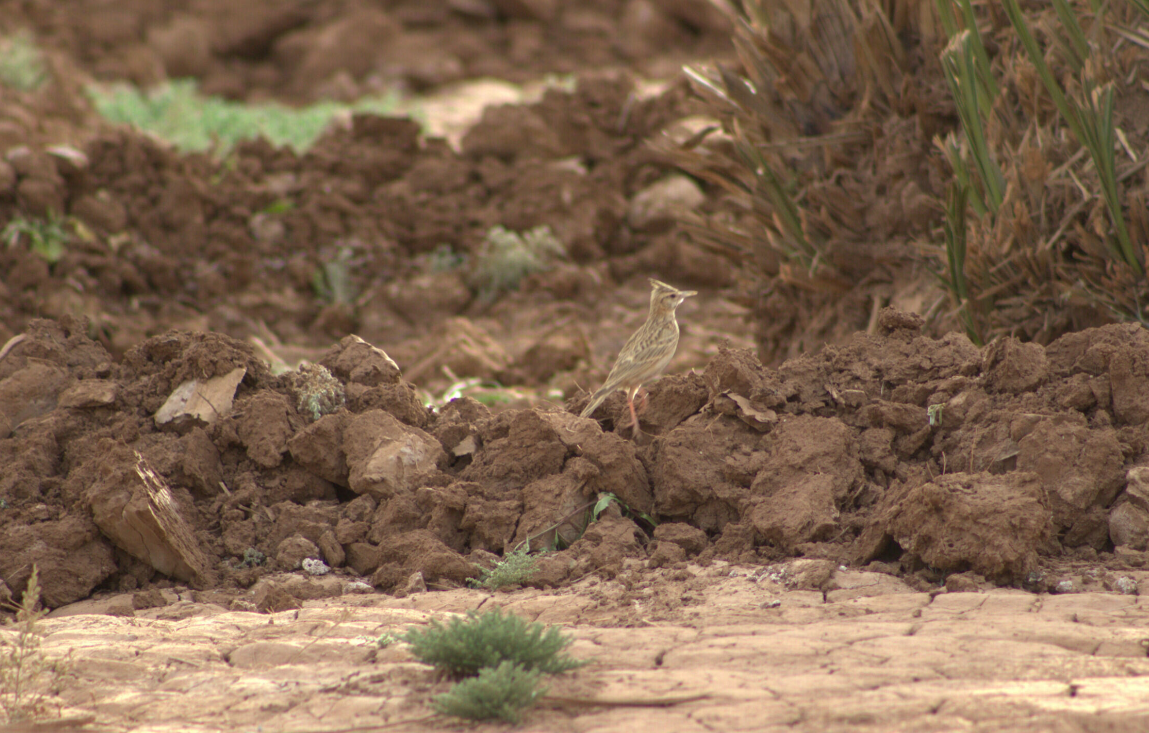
[{"x1": 31, "y1": 567, "x2": 1149, "y2": 732}]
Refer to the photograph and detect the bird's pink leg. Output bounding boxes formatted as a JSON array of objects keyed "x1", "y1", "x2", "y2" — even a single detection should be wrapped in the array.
[
  {"x1": 634, "y1": 387, "x2": 648, "y2": 413},
  {"x1": 626, "y1": 387, "x2": 641, "y2": 436}
]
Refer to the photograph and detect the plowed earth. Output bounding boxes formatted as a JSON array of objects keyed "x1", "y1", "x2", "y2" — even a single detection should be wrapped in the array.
[{"x1": 1, "y1": 2, "x2": 1148, "y2": 731}]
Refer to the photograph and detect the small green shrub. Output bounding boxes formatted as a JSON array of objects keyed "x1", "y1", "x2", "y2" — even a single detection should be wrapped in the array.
[
  {"x1": 0, "y1": 32, "x2": 49, "y2": 91},
  {"x1": 402, "y1": 607, "x2": 584, "y2": 679},
  {"x1": 288, "y1": 363, "x2": 346, "y2": 420},
  {"x1": 431, "y1": 661, "x2": 546, "y2": 725},
  {"x1": 470, "y1": 546, "x2": 540, "y2": 591},
  {"x1": 2, "y1": 213, "x2": 70, "y2": 264},
  {"x1": 239, "y1": 548, "x2": 266, "y2": 567},
  {"x1": 468, "y1": 225, "x2": 565, "y2": 302},
  {"x1": 87, "y1": 79, "x2": 401, "y2": 155},
  {"x1": 310, "y1": 246, "x2": 357, "y2": 304}
]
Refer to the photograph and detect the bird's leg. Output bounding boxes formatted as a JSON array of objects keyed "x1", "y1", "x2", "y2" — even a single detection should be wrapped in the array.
[
  {"x1": 634, "y1": 387, "x2": 648, "y2": 414},
  {"x1": 626, "y1": 387, "x2": 641, "y2": 436}
]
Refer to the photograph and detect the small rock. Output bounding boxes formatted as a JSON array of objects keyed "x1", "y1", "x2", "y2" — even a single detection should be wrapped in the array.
[
  {"x1": 344, "y1": 410, "x2": 447, "y2": 499},
  {"x1": 647, "y1": 541, "x2": 686, "y2": 568},
  {"x1": 983, "y1": 337, "x2": 1049, "y2": 394},
  {"x1": 301, "y1": 557, "x2": 330, "y2": 576},
  {"x1": 276, "y1": 534, "x2": 321, "y2": 570},
  {"x1": 1109, "y1": 501, "x2": 1149, "y2": 551},
  {"x1": 1111, "y1": 576, "x2": 1139, "y2": 595},
  {"x1": 394, "y1": 571, "x2": 427, "y2": 598},
  {"x1": 652, "y1": 522, "x2": 708, "y2": 555},
  {"x1": 131, "y1": 589, "x2": 169, "y2": 610},
  {"x1": 105, "y1": 598, "x2": 136, "y2": 617},
  {"x1": 1127, "y1": 466, "x2": 1149, "y2": 505},
  {"x1": 944, "y1": 571, "x2": 985, "y2": 593},
  {"x1": 86, "y1": 443, "x2": 211, "y2": 585},
  {"x1": 321, "y1": 334, "x2": 402, "y2": 387},
  {"x1": 627, "y1": 174, "x2": 705, "y2": 231},
  {"x1": 58, "y1": 380, "x2": 118, "y2": 408}
]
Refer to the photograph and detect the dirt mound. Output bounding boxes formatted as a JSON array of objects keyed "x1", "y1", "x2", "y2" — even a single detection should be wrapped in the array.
[
  {"x1": 1, "y1": 307, "x2": 1146, "y2": 609},
  {"x1": 0, "y1": 72, "x2": 737, "y2": 396}
]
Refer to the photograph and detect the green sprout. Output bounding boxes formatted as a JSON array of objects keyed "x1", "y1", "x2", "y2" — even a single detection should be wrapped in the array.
[
  {"x1": 468, "y1": 225, "x2": 565, "y2": 302},
  {"x1": 470, "y1": 546, "x2": 540, "y2": 591},
  {"x1": 0, "y1": 32, "x2": 49, "y2": 91},
  {"x1": 2, "y1": 213, "x2": 70, "y2": 264}
]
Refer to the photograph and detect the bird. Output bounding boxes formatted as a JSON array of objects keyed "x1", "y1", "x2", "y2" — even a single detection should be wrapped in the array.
[{"x1": 580, "y1": 278, "x2": 696, "y2": 433}]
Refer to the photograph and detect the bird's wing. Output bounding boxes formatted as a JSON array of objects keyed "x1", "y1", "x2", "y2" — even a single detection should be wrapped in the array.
[{"x1": 603, "y1": 328, "x2": 675, "y2": 383}]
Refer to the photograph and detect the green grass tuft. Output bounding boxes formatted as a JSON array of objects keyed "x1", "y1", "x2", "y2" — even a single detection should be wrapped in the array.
[
  {"x1": 2, "y1": 212, "x2": 70, "y2": 264},
  {"x1": 402, "y1": 607, "x2": 584, "y2": 679},
  {"x1": 0, "y1": 32, "x2": 49, "y2": 91},
  {"x1": 468, "y1": 225, "x2": 565, "y2": 302},
  {"x1": 431, "y1": 660, "x2": 546, "y2": 725},
  {"x1": 470, "y1": 546, "x2": 540, "y2": 591},
  {"x1": 87, "y1": 79, "x2": 401, "y2": 155}
]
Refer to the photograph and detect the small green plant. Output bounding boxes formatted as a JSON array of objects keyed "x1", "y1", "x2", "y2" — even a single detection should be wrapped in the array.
[
  {"x1": 1, "y1": 566, "x2": 71, "y2": 723},
  {"x1": 288, "y1": 363, "x2": 346, "y2": 421},
  {"x1": 593, "y1": 492, "x2": 657, "y2": 528},
  {"x1": 423, "y1": 377, "x2": 523, "y2": 411},
  {"x1": 260, "y1": 198, "x2": 295, "y2": 216},
  {"x1": 402, "y1": 607, "x2": 584, "y2": 679},
  {"x1": 470, "y1": 546, "x2": 540, "y2": 591},
  {"x1": 0, "y1": 32, "x2": 49, "y2": 91},
  {"x1": 938, "y1": 183, "x2": 981, "y2": 345},
  {"x1": 2, "y1": 213, "x2": 70, "y2": 264},
  {"x1": 87, "y1": 79, "x2": 401, "y2": 155},
  {"x1": 375, "y1": 633, "x2": 398, "y2": 648},
  {"x1": 468, "y1": 225, "x2": 565, "y2": 302},
  {"x1": 311, "y1": 246, "x2": 358, "y2": 305},
  {"x1": 940, "y1": 29, "x2": 1003, "y2": 216},
  {"x1": 927, "y1": 403, "x2": 945, "y2": 427},
  {"x1": 239, "y1": 548, "x2": 266, "y2": 567},
  {"x1": 431, "y1": 660, "x2": 546, "y2": 725},
  {"x1": 426, "y1": 243, "x2": 466, "y2": 273}
]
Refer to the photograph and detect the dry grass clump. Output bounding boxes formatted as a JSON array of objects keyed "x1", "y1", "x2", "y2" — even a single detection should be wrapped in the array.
[
  {"x1": 944, "y1": 0, "x2": 1149, "y2": 342},
  {"x1": 1, "y1": 567, "x2": 72, "y2": 723},
  {"x1": 672, "y1": 0, "x2": 1148, "y2": 352}
]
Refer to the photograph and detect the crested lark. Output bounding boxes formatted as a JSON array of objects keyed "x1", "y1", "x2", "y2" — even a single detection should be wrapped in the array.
[{"x1": 580, "y1": 279, "x2": 696, "y2": 433}]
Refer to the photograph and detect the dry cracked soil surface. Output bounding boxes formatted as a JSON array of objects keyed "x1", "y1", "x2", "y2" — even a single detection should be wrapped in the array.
[
  {"x1": 29, "y1": 567, "x2": 1149, "y2": 733},
  {"x1": 2, "y1": 2, "x2": 1149, "y2": 732}
]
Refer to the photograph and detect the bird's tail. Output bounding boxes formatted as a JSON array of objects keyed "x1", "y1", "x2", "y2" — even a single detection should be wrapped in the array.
[{"x1": 579, "y1": 389, "x2": 609, "y2": 418}]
